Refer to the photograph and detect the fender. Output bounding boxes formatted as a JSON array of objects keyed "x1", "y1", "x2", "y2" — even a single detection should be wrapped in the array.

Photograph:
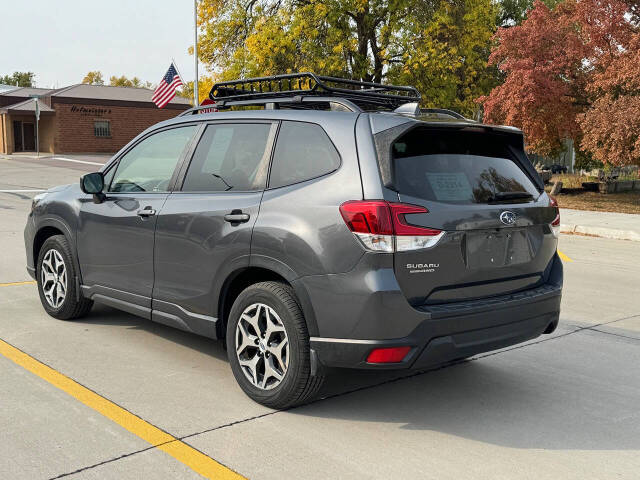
[
  {"x1": 250, "y1": 254, "x2": 320, "y2": 337},
  {"x1": 210, "y1": 254, "x2": 252, "y2": 318},
  {"x1": 35, "y1": 215, "x2": 84, "y2": 285}
]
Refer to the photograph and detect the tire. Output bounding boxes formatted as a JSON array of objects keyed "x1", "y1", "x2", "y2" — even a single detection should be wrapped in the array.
[
  {"x1": 36, "y1": 235, "x2": 93, "y2": 320},
  {"x1": 226, "y1": 281, "x2": 324, "y2": 409}
]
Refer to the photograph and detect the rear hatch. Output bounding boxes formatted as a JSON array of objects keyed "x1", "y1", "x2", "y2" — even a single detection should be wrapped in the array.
[{"x1": 379, "y1": 124, "x2": 558, "y2": 306}]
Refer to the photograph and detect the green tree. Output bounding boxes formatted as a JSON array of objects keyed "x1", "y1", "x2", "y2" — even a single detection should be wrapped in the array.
[
  {"x1": 497, "y1": 0, "x2": 559, "y2": 26},
  {"x1": 196, "y1": 0, "x2": 428, "y2": 83},
  {"x1": 195, "y1": 0, "x2": 498, "y2": 116},
  {"x1": 0, "y1": 71, "x2": 35, "y2": 87},
  {"x1": 388, "y1": 0, "x2": 500, "y2": 118},
  {"x1": 82, "y1": 71, "x2": 105, "y2": 85},
  {"x1": 108, "y1": 75, "x2": 153, "y2": 88}
]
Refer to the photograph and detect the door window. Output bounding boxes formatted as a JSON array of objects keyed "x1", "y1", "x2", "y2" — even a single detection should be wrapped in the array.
[
  {"x1": 268, "y1": 121, "x2": 340, "y2": 189},
  {"x1": 182, "y1": 123, "x2": 273, "y2": 192},
  {"x1": 110, "y1": 125, "x2": 197, "y2": 193}
]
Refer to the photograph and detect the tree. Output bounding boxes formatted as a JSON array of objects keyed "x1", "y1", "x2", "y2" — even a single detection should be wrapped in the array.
[
  {"x1": 497, "y1": 0, "x2": 559, "y2": 26},
  {"x1": 82, "y1": 71, "x2": 104, "y2": 85},
  {"x1": 0, "y1": 71, "x2": 35, "y2": 87},
  {"x1": 195, "y1": 0, "x2": 498, "y2": 116},
  {"x1": 579, "y1": 33, "x2": 640, "y2": 166},
  {"x1": 499, "y1": 0, "x2": 534, "y2": 26},
  {"x1": 480, "y1": 0, "x2": 636, "y2": 160},
  {"x1": 196, "y1": 0, "x2": 428, "y2": 83},
  {"x1": 179, "y1": 76, "x2": 215, "y2": 105},
  {"x1": 108, "y1": 75, "x2": 153, "y2": 89},
  {"x1": 388, "y1": 0, "x2": 500, "y2": 118}
]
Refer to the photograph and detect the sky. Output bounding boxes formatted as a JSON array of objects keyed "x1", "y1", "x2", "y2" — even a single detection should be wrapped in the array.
[{"x1": 2, "y1": 0, "x2": 197, "y2": 88}]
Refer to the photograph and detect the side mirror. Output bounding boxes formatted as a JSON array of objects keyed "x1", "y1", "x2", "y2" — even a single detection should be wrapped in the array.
[{"x1": 80, "y1": 172, "x2": 106, "y2": 203}]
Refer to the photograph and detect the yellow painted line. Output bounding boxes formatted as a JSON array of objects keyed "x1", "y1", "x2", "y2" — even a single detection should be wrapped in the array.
[
  {"x1": 558, "y1": 250, "x2": 573, "y2": 262},
  {"x1": 0, "y1": 280, "x2": 37, "y2": 287},
  {"x1": 0, "y1": 339, "x2": 245, "y2": 480}
]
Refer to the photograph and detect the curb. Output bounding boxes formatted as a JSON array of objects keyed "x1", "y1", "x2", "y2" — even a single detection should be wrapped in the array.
[{"x1": 560, "y1": 224, "x2": 640, "y2": 242}]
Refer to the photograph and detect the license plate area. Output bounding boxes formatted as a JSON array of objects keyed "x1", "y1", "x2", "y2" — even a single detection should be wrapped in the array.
[{"x1": 465, "y1": 229, "x2": 532, "y2": 269}]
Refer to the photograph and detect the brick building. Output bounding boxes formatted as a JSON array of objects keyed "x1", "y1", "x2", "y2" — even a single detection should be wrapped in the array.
[{"x1": 0, "y1": 84, "x2": 191, "y2": 154}]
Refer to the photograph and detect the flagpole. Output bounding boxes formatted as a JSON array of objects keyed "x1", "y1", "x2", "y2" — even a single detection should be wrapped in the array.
[
  {"x1": 194, "y1": 0, "x2": 199, "y2": 106},
  {"x1": 171, "y1": 57, "x2": 186, "y2": 86}
]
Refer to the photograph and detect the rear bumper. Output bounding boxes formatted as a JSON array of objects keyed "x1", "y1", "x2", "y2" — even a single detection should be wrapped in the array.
[
  {"x1": 304, "y1": 253, "x2": 563, "y2": 370},
  {"x1": 310, "y1": 290, "x2": 559, "y2": 369}
]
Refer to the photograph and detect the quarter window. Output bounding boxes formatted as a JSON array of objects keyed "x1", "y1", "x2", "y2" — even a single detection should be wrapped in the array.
[
  {"x1": 94, "y1": 120, "x2": 111, "y2": 138},
  {"x1": 182, "y1": 123, "x2": 273, "y2": 192},
  {"x1": 110, "y1": 126, "x2": 197, "y2": 193},
  {"x1": 269, "y1": 121, "x2": 340, "y2": 189}
]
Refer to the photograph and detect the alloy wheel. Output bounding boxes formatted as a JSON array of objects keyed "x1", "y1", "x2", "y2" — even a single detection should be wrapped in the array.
[
  {"x1": 235, "y1": 303, "x2": 289, "y2": 390},
  {"x1": 41, "y1": 249, "x2": 67, "y2": 309}
]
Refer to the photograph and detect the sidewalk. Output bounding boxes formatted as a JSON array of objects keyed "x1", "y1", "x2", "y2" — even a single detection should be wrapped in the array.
[
  {"x1": 561, "y1": 208, "x2": 640, "y2": 242},
  {"x1": 1, "y1": 152, "x2": 112, "y2": 165}
]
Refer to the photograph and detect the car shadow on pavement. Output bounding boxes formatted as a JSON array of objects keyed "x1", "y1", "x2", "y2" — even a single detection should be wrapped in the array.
[
  {"x1": 76, "y1": 304, "x2": 639, "y2": 452},
  {"x1": 83, "y1": 303, "x2": 229, "y2": 362},
  {"x1": 294, "y1": 347, "x2": 640, "y2": 451}
]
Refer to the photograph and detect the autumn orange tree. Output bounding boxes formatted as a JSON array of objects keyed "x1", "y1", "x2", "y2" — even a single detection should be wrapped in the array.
[
  {"x1": 481, "y1": 0, "x2": 638, "y2": 165},
  {"x1": 579, "y1": 33, "x2": 640, "y2": 166}
]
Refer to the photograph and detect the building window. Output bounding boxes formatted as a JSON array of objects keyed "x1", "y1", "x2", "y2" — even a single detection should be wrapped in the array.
[{"x1": 94, "y1": 120, "x2": 111, "y2": 138}]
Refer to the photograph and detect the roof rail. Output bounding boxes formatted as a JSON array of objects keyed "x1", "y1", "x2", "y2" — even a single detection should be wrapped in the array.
[
  {"x1": 419, "y1": 108, "x2": 466, "y2": 120},
  {"x1": 210, "y1": 72, "x2": 420, "y2": 111},
  {"x1": 178, "y1": 95, "x2": 362, "y2": 117}
]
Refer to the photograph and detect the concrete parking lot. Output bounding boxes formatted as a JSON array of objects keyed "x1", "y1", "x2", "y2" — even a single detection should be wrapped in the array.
[{"x1": 1, "y1": 154, "x2": 639, "y2": 479}]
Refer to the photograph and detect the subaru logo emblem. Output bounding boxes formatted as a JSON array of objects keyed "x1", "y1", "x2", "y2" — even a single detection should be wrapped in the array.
[{"x1": 500, "y1": 211, "x2": 517, "y2": 225}]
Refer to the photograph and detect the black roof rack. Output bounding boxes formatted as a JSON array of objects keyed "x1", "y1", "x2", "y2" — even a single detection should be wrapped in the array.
[{"x1": 206, "y1": 72, "x2": 420, "y2": 112}]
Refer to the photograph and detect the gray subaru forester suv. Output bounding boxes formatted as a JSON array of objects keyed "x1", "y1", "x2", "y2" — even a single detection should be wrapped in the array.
[{"x1": 24, "y1": 73, "x2": 562, "y2": 408}]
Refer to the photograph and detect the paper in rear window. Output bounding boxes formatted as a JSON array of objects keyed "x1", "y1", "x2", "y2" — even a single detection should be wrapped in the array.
[{"x1": 426, "y1": 172, "x2": 474, "y2": 202}]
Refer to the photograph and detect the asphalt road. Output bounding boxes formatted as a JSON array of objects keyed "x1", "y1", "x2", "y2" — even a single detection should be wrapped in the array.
[{"x1": 1, "y1": 154, "x2": 639, "y2": 479}]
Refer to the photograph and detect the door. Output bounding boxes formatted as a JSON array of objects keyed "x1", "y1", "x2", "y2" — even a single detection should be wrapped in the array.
[
  {"x1": 13, "y1": 121, "x2": 23, "y2": 151},
  {"x1": 77, "y1": 125, "x2": 198, "y2": 308},
  {"x1": 23, "y1": 123, "x2": 35, "y2": 151},
  {"x1": 379, "y1": 126, "x2": 558, "y2": 305},
  {"x1": 152, "y1": 122, "x2": 277, "y2": 330}
]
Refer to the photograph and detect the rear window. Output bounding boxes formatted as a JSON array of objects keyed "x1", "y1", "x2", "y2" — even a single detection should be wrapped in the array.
[{"x1": 392, "y1": 128, "x2": 539, "y2": 204}]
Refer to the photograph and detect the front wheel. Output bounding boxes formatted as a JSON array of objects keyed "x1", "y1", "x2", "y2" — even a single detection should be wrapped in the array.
[
  {"x1": 36, "y1": 235, "x2": 93, "y2": 320},
  {"x1": 226, "y1": 281, "x2": 324, "y2": 409}
]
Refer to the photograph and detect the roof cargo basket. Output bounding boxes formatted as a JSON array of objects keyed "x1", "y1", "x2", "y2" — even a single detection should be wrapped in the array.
[{"x1": 208, "y1": 72, "x2": 420, "y2": 112}]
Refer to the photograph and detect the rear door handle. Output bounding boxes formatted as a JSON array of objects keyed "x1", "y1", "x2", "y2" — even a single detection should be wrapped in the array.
[
  {"x1": 137, "y1": 207, "x2": 156, "y2": 217},
  {"x1": 224, "y1": 211, "x2": 250, "y2": 223}
]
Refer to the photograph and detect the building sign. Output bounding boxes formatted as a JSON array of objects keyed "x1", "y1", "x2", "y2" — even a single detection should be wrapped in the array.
[{"x1": 70, "y1": 106, "x2": 112, "y2": 116}]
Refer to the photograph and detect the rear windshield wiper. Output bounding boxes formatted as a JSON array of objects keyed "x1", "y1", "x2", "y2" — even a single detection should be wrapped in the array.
[{"x1": 486, "y1": 191, "x2": 534, "y2": 203}]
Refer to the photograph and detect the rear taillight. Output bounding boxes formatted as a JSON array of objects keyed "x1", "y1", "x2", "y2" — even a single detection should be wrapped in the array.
[
  {"x1": 339, "y1": 200, "x2": 444, "y2": 252},
  {"x1": 339, "y1": 201, "x2": 394, "y2": 252},
  {"x1": 366, "y1": 346, "x2": 412, "y2": 363},
  {"x1": 549, "y1": 196, "x2": 560, "y2": 238}
]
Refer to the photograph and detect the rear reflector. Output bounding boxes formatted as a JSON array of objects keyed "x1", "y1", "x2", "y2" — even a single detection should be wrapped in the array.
[
  {"x1": 340, "y1": 200, "x2": 444, "y2": 252},
  {"x1": 367, "y1": 346, "x2": 412, "y2": 364}
]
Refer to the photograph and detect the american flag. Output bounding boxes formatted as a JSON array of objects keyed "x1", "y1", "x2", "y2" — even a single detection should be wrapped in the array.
[{"x1": 152, "y1": 63, "x2": 184, "y2": 108}]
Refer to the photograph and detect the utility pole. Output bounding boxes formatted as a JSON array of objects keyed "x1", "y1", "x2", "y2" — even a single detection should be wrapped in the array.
[
  {"x1": 194, "y1": 0, "x2": 199, "y2": 106},
  {"x1": 32, "y1": 96, "x2": 40, "y2": 157}
]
